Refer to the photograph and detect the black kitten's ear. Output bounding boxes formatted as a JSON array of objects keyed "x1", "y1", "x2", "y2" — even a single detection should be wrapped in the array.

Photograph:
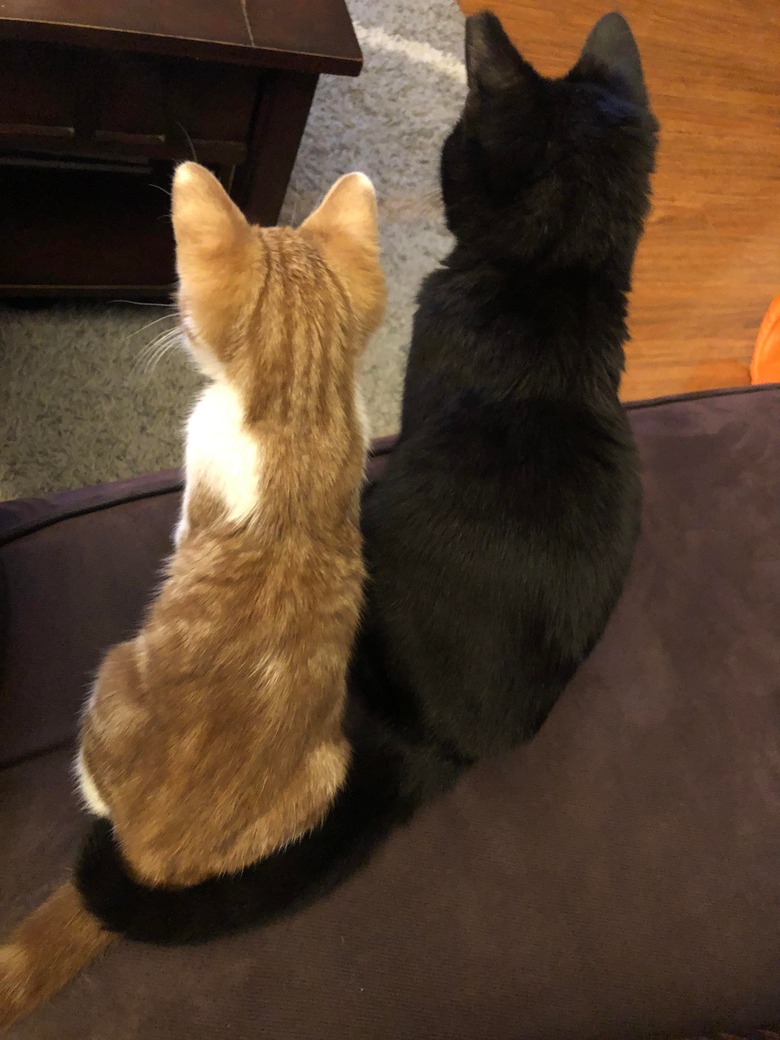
[
  {"x1": 465, "y1": 11, "x2": 536, "y2": 94},
  {"x1": 578, "y1": 12, "x2": 648, "y2": 106}
]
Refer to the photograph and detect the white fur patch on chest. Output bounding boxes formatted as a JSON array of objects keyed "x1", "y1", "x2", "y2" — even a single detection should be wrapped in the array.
[
  {"x1": 74, "y1": 748, "x2": 110, "y2": 818},
  {"x1": 180, "y1": 380, "x2": 264, "y2": 532}
]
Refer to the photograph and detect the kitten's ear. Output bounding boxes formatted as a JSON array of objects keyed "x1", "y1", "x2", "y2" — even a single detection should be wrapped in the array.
[
  {"x1": 300, "y1": 172, "x2": 379, "y2": 251},
  {"x1": 172, "y1": 163, "x2": 253, "y2": 371},
  {"x1": 301, "y1": 173, "x2": 386, "y2": 336},
  {"x1": 577, "y1": 12, "x2": 648, "y2": 107},
  {"x1": 465, "y1": 11, "x2": 536, "y2": 95},
  {"x1": 172, "y1": 162, "x2": 251, "y2": 290}
]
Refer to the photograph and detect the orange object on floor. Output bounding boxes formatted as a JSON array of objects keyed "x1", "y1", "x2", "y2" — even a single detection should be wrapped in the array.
[{"x1": 751, "y1": 294, "x2": 780, "y2": 384}]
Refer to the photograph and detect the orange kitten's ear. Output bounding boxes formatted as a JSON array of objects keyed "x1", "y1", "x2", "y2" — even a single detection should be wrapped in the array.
[
  {"x1": 301, "y1": 173, "x2": 386, "y2": 335},
  {"x1": 301, "y1": 172, "x2": 380, "y2": 252},
  {"x1": 172, "y1": 163, "x2": 253, "y2": 365},
  {"x1": 172, "y1": 162, "x2": 250, "y2": 266}
]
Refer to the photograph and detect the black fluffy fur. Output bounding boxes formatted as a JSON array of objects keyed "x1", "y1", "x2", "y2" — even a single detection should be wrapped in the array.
[{"x1": 76, "y1": 11, "x2": 658, "y2": 943}]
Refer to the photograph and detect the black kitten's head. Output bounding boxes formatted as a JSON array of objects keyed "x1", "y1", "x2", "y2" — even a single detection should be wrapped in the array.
[{"x1": 442, "y1": 11, "x2": 659, "y2": 269}]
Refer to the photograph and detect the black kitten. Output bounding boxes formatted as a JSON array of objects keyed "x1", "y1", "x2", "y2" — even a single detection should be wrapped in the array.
[
  {"x1": 76, "y1": 11, "x2": 658, "y2": 944},
  {"x1": 359, "y1": 10, "x2": 657, "y2": 761}
]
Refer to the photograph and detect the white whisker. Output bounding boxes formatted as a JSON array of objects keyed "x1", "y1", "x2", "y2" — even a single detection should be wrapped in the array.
[
  {"x1": 129, "y1": 313, "x2": 177, "y2": 340},
  {"x1": 177, "y1": 121, "x2": 198, "y2": 163},
  {"x1": 110, "y1": 299, "x2": 174, "y2": 307},
  {"x1": 132, "y1": 327, "x2": 184, "y2": 378},
  {"x1": 136, "y1": 328, "x2": 177, "y2": 360}
]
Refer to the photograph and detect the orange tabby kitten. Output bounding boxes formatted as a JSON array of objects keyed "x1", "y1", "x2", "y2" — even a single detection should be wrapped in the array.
[{"x1": 0, "y1": 162, "x2": 386, "y2": 1028}]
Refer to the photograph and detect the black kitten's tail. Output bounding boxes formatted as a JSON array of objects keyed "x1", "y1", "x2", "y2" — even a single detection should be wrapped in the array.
[{"x1": 74, "y1": 725, "x2": 459, "y2": 946}]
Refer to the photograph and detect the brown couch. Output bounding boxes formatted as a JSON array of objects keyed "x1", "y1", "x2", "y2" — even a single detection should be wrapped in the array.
[{"x1": 1, "y1": 386, "x2": 779, "y2": 1040}]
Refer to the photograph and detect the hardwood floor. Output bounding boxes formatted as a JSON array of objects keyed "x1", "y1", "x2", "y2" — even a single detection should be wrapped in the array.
[{"x1": 456, "y1": 0, "x2": 780, "y2": 399}]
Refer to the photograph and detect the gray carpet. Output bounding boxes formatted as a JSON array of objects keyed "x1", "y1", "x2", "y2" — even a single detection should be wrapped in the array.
[{"x1": 0, "y1": 0, "x2": 466, "y2": 501}]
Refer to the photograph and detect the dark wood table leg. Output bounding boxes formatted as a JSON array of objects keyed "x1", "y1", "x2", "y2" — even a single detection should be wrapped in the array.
[{"x1": 232, "y1": 69, "x2": 319, "y2": 226}]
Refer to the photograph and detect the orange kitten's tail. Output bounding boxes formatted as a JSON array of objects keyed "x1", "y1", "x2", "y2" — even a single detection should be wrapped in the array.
[{"x1": 0, "y1": 881, "x2": 116, "y2": 1031}]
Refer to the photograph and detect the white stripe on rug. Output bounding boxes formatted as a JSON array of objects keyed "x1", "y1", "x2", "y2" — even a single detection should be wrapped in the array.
[{"x1": 354, "y1": 21, "x2": 466, "y2": 84}]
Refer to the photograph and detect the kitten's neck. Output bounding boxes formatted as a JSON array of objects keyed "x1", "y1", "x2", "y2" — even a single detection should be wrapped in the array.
[
  {"x1": 411, "y1": 244, "x2": 633, "y2": 408},
  {"x1": 443, "y1": 245, "x2": 632, "y2": 345},
  {"x1": 176, "y1": 378, "x2": 363, "y2": 546},
  {"x1": 446, "y1": 242, "x2": 635, "y2": 295}
]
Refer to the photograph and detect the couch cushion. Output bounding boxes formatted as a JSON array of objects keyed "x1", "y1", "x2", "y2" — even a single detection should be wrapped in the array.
[{"x1": 1, "y1": 391, "x2": 778, "y2": 1039}]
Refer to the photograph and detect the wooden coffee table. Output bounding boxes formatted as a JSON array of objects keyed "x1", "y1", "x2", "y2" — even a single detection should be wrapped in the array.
[{"x1": 0, "y1": 0, "x2": 362, "y2": 297}]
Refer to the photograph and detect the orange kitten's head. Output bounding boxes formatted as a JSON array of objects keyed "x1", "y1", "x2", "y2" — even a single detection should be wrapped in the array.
[{"x1": 171, "y1": 163, "x2": 386, "y2": 422}]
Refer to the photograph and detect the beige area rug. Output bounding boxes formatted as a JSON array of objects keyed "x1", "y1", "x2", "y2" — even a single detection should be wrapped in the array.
[{"x1": 0, "y1": 0, "x2": 466, "y2": 500}]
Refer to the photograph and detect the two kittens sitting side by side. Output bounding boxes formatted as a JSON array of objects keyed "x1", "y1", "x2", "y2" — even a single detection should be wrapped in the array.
[
  {"x1": 67, "y1": 8, "x2": 658, "y2": 952},
  {"x1": 0, "y1": 8, "x2": 659, "y2": 1029},
  {"x1": 0, "y1": 164, "x2": 385, "y2": 1028}
]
